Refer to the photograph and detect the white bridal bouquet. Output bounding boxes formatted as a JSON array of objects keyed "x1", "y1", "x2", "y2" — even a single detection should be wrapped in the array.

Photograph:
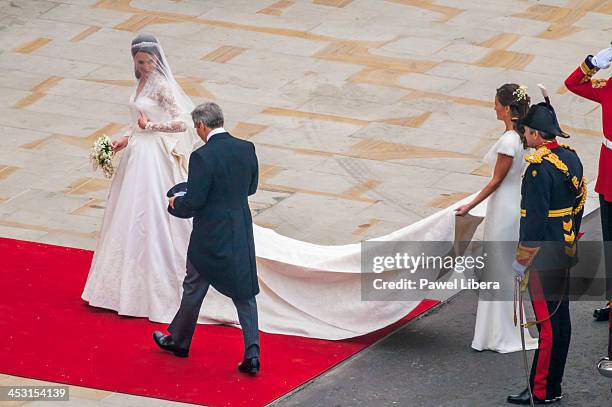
[{"x1": 89, "y1": 135, "x2": 115, "y2": 179}]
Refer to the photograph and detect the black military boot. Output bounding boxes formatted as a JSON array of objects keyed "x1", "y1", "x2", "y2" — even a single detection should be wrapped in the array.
[{"x1": 593, "y1": 303, "x2": 610, "y2": 321}]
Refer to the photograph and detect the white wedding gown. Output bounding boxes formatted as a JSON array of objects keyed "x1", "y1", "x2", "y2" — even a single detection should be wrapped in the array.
[
  {"x1": 471, "y1": 130, "x2": 538, "y2": 353},
  {"x1": 82, "y1": 71, "x2": 194, "y2": 322}
]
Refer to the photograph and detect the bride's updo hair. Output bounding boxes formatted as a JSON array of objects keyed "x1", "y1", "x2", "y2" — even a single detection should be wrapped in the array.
[{"x1": 131, "y1": 33, "x2": 165, "y2": 79}]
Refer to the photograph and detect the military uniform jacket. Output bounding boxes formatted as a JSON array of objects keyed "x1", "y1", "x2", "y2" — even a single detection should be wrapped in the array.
[
  {"x1": 565, "y1": 56, "x2": 612, "y2": 201},
  {"x1": 517, "y1": 140, "x2": 586, "y2": 271}
]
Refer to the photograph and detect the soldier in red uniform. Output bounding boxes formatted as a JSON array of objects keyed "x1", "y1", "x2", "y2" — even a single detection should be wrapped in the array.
[{"x1": 564, "y1": 46, "x2": 612, "y2": 361}]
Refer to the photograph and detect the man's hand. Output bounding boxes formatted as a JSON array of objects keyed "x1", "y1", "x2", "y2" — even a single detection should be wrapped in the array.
[
  {"x1": 168, "y1": 196, "x2": 176, "y2": 209},
  {"x1": 512, "y1": 260, "x2": 527, "y2": 280},
  {"x1": 592, "y1": 47, "x2": 612, "y2": 69}
]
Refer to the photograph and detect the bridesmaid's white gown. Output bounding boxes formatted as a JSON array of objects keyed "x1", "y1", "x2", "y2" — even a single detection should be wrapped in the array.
[{"x1": 471, "y1": 130, "x2": 538, "y2": 353}]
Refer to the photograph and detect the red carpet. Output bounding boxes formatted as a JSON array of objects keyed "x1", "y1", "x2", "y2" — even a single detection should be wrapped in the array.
[{"x1": 0, "y1": 237, "x2": 439, "y2": 406}]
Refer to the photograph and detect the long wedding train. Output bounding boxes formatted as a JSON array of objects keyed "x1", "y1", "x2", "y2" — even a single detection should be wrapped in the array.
[{"x1": 192, "y1": 183, "x2": 598, "y2": 340}]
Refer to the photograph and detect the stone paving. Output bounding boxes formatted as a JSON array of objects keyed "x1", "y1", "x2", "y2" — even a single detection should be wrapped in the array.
[{"x1": 0, "y1": 0, "x2": 610, "y2": 406}]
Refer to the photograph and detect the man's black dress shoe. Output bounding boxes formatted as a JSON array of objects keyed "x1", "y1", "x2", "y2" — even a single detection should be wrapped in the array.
[
  {"x1": 238, "y1": 357, "x2": 260, "y2": 376},
  {"x1": 507, "y1": 388, "x2": 561, "y2": 404},
  {"x1": 593, "y1": 304, "x2": 610, "y2": 321},
  {"x1": 152, "y1": 331, "x2": 188, "y2": 357}
]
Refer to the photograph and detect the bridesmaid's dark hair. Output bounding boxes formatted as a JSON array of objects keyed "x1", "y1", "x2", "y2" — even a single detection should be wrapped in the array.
[
  {"x1": 496, "y1": 83, "x2": 531, "y2": 147},
  {"x1": 130, "y1": 33, "x2": 165, "y2": 79}
]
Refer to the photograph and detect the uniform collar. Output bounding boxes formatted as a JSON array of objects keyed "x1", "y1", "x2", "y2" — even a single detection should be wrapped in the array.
[{"x1": 537, "y1": 139, "x2": 559, "y2": 150}]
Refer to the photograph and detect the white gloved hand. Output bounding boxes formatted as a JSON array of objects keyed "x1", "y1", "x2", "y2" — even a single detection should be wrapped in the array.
[
  {"x1": 512, "y1": 260, "x2": 527, "y2": 280},
  {"x1": 592, "y1": 47, "x2": 612, "y2": 69}
]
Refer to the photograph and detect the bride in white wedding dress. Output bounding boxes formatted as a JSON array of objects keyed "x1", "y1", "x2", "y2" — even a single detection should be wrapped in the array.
[
  {"x1": 81, "y1": 34, "x2": 199, "y2": 322},
  {"x1": 455, "y1": 84, "x2": 538, "y2": 353}
]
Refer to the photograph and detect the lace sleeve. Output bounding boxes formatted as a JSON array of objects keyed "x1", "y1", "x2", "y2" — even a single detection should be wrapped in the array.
[{"x1": 144, "y1": 79, "x2": 187, "y2": 133}]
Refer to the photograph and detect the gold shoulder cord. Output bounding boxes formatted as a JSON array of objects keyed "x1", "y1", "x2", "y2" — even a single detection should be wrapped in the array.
[
  {"x1": 571, "y1": 175, "x2": 579, "y2": 189},
  {"x1": 574, "y1": 178, "x2": 587, "y2": 215},
  {"x1": 543, "y1": 153, "x2": 569, "y2": 173}
]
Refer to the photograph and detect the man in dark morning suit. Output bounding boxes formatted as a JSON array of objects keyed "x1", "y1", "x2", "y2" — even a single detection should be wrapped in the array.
[
  {"x1": 507, "y1": 103, "x2": 585, "y2": 405},
  {"x1": 152, "y1": 102, "x2": 261, "y2": 375}
]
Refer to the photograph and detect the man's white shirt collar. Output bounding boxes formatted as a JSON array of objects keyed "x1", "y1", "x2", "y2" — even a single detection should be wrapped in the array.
[{"x1": 207, "y1": 127, "x2": 226, "y2": 141}]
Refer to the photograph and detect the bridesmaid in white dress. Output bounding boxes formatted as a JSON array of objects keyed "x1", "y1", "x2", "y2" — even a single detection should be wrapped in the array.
[
  {"x1": 81, "y1": 34, "x2": 199, "y2": 322},
  {"x1": 455, "y1": 84, "x2": 538, "y2": 353}
]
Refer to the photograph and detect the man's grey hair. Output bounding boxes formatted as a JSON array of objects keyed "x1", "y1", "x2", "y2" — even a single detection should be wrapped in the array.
[{"x1": 191, "y1": 102, "x2": 224, "y2": 129}]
